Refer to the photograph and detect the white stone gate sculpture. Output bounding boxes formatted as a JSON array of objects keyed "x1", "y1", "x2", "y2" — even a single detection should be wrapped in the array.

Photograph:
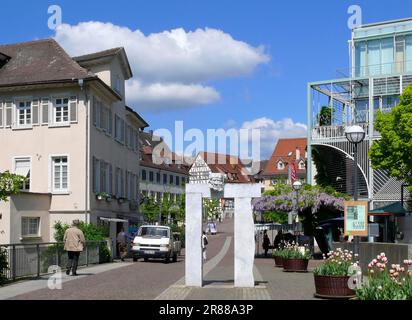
[{"x1": 185, "y1": 183, "x2": 262, "y2": 288}]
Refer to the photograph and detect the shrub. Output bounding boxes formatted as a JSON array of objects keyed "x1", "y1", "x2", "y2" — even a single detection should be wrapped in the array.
[
  {"x1": 51, "y1": 221, "x2": 111, "y2": 263},
  {"x1": 314, "y1": 248, "x2": 357, "y2": 276},
  {"x1": 0, "y1": 248, "x2": 8, "y2": 285}
]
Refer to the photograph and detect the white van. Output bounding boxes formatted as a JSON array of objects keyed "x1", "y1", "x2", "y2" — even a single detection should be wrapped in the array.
[{"x1": 131, "y1": 225, "x2": 181, "y2": 263}]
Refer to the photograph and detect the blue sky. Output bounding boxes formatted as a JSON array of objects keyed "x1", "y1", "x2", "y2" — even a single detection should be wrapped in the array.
[{"x1": 1, "y1": 0, "x2": 411, "y2": 158}]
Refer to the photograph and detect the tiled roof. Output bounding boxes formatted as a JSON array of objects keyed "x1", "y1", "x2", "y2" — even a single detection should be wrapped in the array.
[
  {"x1": 198, "y1": 152, "x2": 252, "y2": 183},
  {"x1": 139, "y1": 131, "x2": 190, "y2": 175},
  {"x1": 0, "y1": 39, "x2": 93, "y2": 87},
  {"x1": 263, "y1": 138, "x2": 307, "y2": 176},
  {"x1": 73, "y1": 47, "x2": 124, "y2": 62}
]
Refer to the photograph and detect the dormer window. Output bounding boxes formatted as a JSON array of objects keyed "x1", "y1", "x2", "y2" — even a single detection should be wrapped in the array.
[
  {"x1": 298, "y1": 160, "x2": 305, "y2": 170},
  {"x1": 277, "y1": 161, "x2": 285, "y2": 170}
]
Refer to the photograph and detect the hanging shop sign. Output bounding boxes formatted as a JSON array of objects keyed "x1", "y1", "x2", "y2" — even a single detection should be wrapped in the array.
[{"x1": 344, "y1": 201, "x2": 369, "y2": 237}]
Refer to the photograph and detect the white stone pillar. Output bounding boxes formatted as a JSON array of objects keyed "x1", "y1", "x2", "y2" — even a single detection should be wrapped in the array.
[
  {"x1": 225, "y1": 184, "x2": 262, "y2": 288},
  {"x1": 185, "y1": 184, "x2": 211, "y2": 287}
]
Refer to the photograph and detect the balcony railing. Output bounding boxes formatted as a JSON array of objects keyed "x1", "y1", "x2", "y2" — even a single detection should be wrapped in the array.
[
  {"x1": 312, "y1": 123, "x2": 369, "y2": 141},
  {"x1": 336, "y1": 60, "x2": 412, "y2": 79}
]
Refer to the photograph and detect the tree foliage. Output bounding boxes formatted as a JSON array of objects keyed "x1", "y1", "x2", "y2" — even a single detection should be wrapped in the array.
[
  {"x1": 203, "y1": 198, "x2": 220, "y2": 221},
  {"x1": 370, "y1": 84, "x2": 412, "y2": 193},
  {"x1": 318, "y1": 106, "x2": 333, "y2": 126},
  {"x1": 140, "y1": 193, "x2": 186, "y2": 223}
]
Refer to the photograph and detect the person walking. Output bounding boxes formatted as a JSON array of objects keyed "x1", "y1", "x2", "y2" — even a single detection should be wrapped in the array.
[
  {"x1": 202, "y1": 231, "x2": 208, "y2": 261},
  {"x1": 117, "y1": 228, "x2": 128, "y2": 262},
  {"x1": 262, "y1": 230, "x2": 271, "y2": 257},
  {"x1": 64, "y1": 220, "x2": 86, "y2": 276}
]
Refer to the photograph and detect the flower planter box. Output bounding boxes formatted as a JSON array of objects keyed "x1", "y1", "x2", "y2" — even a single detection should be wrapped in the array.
[
  {"x1": 314, "y1": 275, "x2": 355, "y2": 299},
  {"x1": 283, "y1": 258, "x2": 309, "y2": 272},
  {"x1": 273, "y1": 256, "x2": 283, "y2": 268}
]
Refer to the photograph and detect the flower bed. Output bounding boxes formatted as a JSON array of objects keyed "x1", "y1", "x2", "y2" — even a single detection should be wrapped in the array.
[
  {"x1": 272, "y1": 248, "x2": 285, "y2": 267},
  {"x1": 355, "y1": 254, "x2": 412, "y2": 300},
  {"x1": 313, "y1": 248, "x2": 358, "y2": 298},
  {"x1": 278, "y1": 242, "x2": 311, "y2": 272}
]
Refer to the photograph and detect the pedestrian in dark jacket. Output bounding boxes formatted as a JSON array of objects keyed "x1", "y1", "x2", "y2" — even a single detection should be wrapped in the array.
[{"x1": 262, "y1": 230, "x2": 271, "y2": 257}]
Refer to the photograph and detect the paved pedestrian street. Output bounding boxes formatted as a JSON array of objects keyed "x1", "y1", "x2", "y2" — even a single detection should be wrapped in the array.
[{"x1": 0, "y1": 219, "x2": 323, "y2": 300}]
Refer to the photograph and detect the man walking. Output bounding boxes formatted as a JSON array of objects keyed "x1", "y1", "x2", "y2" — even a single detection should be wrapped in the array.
[
  {"x1": 202, "y1": 231, "x2": 208, "y2": 261},
  {"x1": 64, "y1": 220, "x2": 86, "y2": 276},
  {"x1": 117, "y1": 228, "x2": 128, "y2": 262}
]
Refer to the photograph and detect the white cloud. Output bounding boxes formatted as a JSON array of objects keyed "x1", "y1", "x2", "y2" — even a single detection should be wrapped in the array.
[
  {"x1": 240, "y1": 117, "x2": 307, "y2": 160},
  {"x1": 125, "y1": 80, "x2": 220, "y2": 111},
  {"x1": 54, "y1": 21, "x2": 269, "y2": 110}
]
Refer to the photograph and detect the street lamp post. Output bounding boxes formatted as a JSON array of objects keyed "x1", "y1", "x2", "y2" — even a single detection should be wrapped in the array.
[
  {"x1": 292, "y1": 181, "x2": 302, "y2": 243},
  {"x1": 345, "y1": 125, "x2": 366, "y2": 256}
]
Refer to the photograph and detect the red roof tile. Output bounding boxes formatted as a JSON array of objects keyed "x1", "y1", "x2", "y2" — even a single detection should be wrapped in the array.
[{"x1": 263, "y1": 138, "x2": 307, "y2": 176}]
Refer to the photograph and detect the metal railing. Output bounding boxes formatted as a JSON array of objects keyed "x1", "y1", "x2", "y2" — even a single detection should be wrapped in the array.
[
  {"x1": 0, "y1": 240, "x2": 107, "y2": 281},
  {"x1": 336, "y1": 60, "x2": 412, "y2": 79},
  {"x1": 312, "y1": 123, "x2": 369, "y2": 141}
]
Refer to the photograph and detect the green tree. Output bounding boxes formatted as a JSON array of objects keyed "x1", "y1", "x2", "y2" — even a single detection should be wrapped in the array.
[
  {"x1": 318, "y1": 106, "x2": 333, "y2": 126},
  {"x1": 203, "y1": 198, "x2": 220, "y2": 221},
  {"x1": 370, "y1": 84, "x2": 412, "y2": 194},
  {"x1": 140, "y1": 196, "x2": 160, "y2": 223}
]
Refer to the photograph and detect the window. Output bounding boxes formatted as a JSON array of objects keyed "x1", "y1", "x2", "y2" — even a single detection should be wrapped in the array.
[
  {"x1": 169, "y1": 175, "x2": 174, "y2": 185},
  {"x1": 53, "y1": 98, "x2": 69, "y2": 124},
  {"x1": 21, "y1": 217, "x2": 40, "y2": 238},
  {"x1": 141, "y1": 169, "x2": 147, "y2": 181},
  {"x1": 17, "y1": 101, "x2": 32, "y2": 127},
  {"x1": 156, "y1": 172, "x2": 161, "y2": 184},
  {"x1": 114, "y1": 114, "x2": 125, "y2": 143},
  {"x1": 175, "y1": 176, "x2": 180, "y2": 186},
  {"x1": 14, "y1": 157, "x2": 31, "y2": 191},
  {"x1": 298, "y1": 161, "x2": 305, "y2": 170},
  {"x1": 163, "y1": 174, "x2": 167, "y2": 184},
  {"x1": 52, "y1": 156, "x2": 68, "y2": 193},
  {"x1": 149, "y1": 171, "x2": 154, "y2": 182},
  {"x1": 277, "y1": 161, "x2": 285, "y2": 170}
]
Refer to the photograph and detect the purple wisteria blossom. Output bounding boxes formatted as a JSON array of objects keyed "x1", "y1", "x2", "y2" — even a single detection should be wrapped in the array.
[{"x1": 253, "y1": 189, "x2": 345, "y2": 214}]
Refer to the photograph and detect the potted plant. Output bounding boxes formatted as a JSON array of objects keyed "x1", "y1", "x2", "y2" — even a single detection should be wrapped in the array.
[
  {"x1": 281, "y1": 242, "x2": 311, "y2": 272},
  {"x1": 272, "y1": 247, "x2": 284, "y2": 268},
  {"x1": 313, "y1": 248, "x2": 357, "y2": 298},
  {"x1": 96, "y1": 192, "x2": 110, "y2": 201}
]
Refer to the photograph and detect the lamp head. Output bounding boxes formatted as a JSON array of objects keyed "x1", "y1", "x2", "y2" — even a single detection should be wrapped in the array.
[
  {"x1": 345, "y1": 125, "x2": 366, "y2": 144},
  {"x1": 292, "y1": 181, "x2": 302, "y2": 191}
]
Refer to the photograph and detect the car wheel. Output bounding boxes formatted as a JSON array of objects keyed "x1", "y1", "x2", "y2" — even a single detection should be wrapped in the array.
[
  {"x1": 165, "y1": 256, "x2": 170, "y2": 264},
  {"x1": 133, "y1": 257, "x2": 138, "y2": 262},
  {"x1": 172, "y1": 253, "x2": 178, "y2": 262},
  {"x1": 144, "y1": 258, "x2": 149, "y2": 262}
]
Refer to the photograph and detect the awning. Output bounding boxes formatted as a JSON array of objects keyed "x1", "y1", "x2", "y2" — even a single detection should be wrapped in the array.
[
  {"x1": 99, "y1": 217, "x2": 129, "y2": 223},
  {"x1": 369, "y1": 202, "x2": 407, "y2": 217},
  {"x1": 14, "y1": 166, "x2": 30, "y2": 177}
]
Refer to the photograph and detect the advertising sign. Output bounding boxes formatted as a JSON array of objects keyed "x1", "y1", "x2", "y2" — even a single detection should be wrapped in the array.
[{"x1": 344, "y1": 201, "x2": 369, "y2": 237}]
